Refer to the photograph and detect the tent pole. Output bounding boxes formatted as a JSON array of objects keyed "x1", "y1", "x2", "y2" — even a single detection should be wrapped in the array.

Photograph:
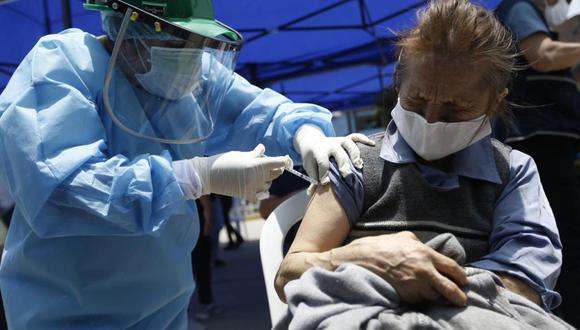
[
  {"x1": 62, "y1": 0, "x2": 72, "y2": 30},
  {"x1": 358, "y1": 0, "x2": 368, "y2": 30},
  {"x1": 245, "y1": 0, "x2": 352, "y2": 44},
  {"x1": 42, "y1": 0, "x2": 51, "y2": 34}
]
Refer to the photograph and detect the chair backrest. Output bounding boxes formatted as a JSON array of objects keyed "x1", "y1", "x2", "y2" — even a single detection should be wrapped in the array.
[{"x1": 259, "y1": 189, "x2": 310, "y2": 327}]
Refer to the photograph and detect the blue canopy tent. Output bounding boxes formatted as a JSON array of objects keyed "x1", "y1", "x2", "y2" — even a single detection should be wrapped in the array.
[{"x1": 0, "y1": 0, "x2": 500, "y2": 113}]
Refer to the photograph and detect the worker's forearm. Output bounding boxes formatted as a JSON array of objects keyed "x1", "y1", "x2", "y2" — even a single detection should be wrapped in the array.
[{"x1": 536, "y1": 40, "x2": 580, "y2": 72}]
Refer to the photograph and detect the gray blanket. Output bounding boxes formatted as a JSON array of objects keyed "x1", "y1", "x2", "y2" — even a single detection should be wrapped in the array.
[{"x1": 275, "y1": 234, "x2": 573, "y2": 330}]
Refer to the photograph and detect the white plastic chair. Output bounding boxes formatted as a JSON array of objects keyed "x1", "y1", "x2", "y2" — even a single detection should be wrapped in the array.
[{"x1": 259, "y1": 189, "x2": 310, "y2": 327}]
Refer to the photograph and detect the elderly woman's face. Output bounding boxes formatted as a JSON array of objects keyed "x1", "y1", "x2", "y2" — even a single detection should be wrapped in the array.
[{"x1": 398, "y1": 58, "x2": 496, "y2": 123}]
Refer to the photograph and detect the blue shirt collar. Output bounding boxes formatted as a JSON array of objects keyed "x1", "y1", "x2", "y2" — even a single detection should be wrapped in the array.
[{"x1": 379, "y1": 121, "x2": 502, "y2": 184}]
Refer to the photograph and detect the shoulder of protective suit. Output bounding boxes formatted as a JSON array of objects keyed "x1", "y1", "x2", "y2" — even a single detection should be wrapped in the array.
[
  {"x1": 29, "y1": 29, "x2": 109, "y2": 97},
  {"x1": 33, "y1": 28, "x2": 96, "y2": 60},
  {"x1": 1, "y1": 29, "x2": 96, "y2": 111}
]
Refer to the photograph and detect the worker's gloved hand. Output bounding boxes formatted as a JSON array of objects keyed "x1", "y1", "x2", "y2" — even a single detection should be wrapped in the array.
[
  {"x1": 174, "y1": 144, "x2": 291, "y2": 203},
  {"x1": 293, "y1": 124, "x2": 375, "y2": 184}
]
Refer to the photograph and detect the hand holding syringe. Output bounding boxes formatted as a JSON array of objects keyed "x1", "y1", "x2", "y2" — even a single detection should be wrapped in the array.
[
  {"x1": 284, "y1": 166, "x2": 318, "y2": 184},
  {"x1": 256, "y1": 155, "x2": 318, "y2": 200}
]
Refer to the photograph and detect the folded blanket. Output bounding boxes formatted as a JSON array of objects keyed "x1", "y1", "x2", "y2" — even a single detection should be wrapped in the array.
[{"x1": 275, "y1": 233, "x2": 573, "y2": 330}]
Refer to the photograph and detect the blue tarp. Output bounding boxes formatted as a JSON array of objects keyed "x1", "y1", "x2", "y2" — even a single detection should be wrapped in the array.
[{"x1": 0, "y1": 0, "x2": 500, "y2": 110}]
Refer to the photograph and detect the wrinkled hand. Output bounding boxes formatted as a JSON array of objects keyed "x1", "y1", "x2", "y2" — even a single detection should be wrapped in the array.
[
  {"x1": 336, "y1": 231, "x2": 468, "y2": 306},
  {"x1": 191, "y1": 144, "x2": 290, "y2": 202},
  {"x1": 294, "y1": 124, "x2": 375, "y2": 184}
]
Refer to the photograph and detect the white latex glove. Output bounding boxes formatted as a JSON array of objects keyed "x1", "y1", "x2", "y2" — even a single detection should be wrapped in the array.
[
  {"x1": 173, "y1": 144, "x2": 291, "y2": 203},
  {"x1": 293, "y1": 124, "x2": 375, "y2": 184}
]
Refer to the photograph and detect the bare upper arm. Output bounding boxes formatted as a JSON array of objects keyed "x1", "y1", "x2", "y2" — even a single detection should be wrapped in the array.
[{"x1": 286, "y1": 184, "x2": 352, "y2": 254}]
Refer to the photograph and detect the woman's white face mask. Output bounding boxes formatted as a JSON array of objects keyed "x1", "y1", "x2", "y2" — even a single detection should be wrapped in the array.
[{"x1": 391, "y1": 100, "x2": 492, "y2": 161}]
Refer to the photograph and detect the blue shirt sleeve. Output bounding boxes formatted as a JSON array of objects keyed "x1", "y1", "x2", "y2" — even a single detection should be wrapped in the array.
[
  {"x1": 468, "y1": 149, "x2": 563, "y2": 310},
  {"x1": 328, "y1": 159, "x2": 364, "y2": 227},
  {"x1": 496, "y1": 0, "x2": 550, "y2": 41}
]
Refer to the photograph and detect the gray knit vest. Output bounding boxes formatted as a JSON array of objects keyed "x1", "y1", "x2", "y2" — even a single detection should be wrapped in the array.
[{"x1": 347, "y1": 133, "x2": 511, "y2": 263}]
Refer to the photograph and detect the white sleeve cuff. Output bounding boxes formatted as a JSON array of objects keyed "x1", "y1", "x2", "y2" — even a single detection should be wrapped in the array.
[{"x1": 172, "y1": 159, "x2": 203, "y2": 200}]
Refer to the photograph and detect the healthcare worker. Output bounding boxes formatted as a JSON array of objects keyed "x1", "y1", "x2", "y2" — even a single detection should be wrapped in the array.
[{"x1": 0, "y1": 0, "x2": 372, "y2": 328}]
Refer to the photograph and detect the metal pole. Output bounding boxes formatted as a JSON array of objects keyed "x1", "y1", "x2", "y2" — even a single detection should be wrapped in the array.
[
  {"x1": 43, "y1": 0, "x2": 51, "y2": 34},
  {"x1": 61, "y1": 0, "x2": 72, "y2": 29},
  {"x1": 358, "y1": 0, "x2": 368, "y2": 30},
  {"x1": 347, "y1": 111, "x2": 354, "y2": 133}
]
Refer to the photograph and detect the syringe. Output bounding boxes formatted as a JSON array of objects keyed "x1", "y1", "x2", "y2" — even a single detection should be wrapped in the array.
[
  {"x1": 284, "y1": 167, "x2": 318, "y2": 184},
  {"x1": 255, "y1": 155, "x2": 317, "y2": 201},
  {"x1": 256, "y1": 168, "x2": 316, "y2": 201}
]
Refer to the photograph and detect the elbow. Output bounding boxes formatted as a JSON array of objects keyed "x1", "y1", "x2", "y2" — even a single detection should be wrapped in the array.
[
  {"x1": 528, "y1": 46, "x2": 564, "y2": 72},
  {"x1": 275, "y1": 254, "x2": 300, "y2": 303},
  {"x1": 529, "y1": 59, "x2": 556, "y2": 73},
  {"x1": 274, "y1": 269, "x2": 289, "y2": 303},
  {"x1": 274, "y1": 251, "x2": 322, "y2": 303}
]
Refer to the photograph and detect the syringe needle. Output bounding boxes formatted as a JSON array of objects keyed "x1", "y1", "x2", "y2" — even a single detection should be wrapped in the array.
[{"x1": 285, "y1": 167, "x2": 318, "y2": 184}]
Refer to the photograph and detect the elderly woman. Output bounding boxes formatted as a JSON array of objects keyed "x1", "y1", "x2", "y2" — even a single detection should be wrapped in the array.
[{"x1": 274, "y1": 0, "x2": 570, "y2": 328}]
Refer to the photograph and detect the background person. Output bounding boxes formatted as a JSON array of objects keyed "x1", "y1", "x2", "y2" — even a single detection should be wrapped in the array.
[
  {"x1": 220, "y1": 195, "x2": 244, "y2": 250},
  {"x1": 495, "y1": 0, "x2": 580, "y2": 326},
  {"x1": 0, "y1": 174, "x2": 13, "y2": 228},
  {"x1": 190, "y1": 195, "x2": 219, "y2": 321}
]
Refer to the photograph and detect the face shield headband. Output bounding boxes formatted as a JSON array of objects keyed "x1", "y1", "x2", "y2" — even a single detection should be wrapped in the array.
[{"x1": 102, "y1": 0, "x2": 243, "y2": 45}]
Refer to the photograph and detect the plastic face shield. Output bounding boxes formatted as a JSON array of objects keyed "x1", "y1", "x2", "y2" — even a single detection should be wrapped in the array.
[{"x1": 102, "y1": 1, "x2": 242, "y2": 144}]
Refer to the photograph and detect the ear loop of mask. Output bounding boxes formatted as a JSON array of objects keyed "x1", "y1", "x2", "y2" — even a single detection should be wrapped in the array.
[
  {"x1": 115, "y1": 23, "x2": 150, "y2": 82},
  {"x1": 118, "y1": 39, "x2": 148, "y2": 77},
  {"x1": 393, "y1": 50, "x2": 405, "y2": 94},
  {"x1": 465, "y1": 115, "x2": 491, "y2": 146},
  {"x1": 133, "y1": 38, "x2": 150, "y2": 72},
  {"x1": 467, "y1": 91, "x2": 503, "y2": 145}
]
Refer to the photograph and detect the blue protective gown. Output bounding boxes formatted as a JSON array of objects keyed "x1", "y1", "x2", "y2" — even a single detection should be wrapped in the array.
[{"x1": 0, "y1": 29, "x2": 334, "y2": 329}]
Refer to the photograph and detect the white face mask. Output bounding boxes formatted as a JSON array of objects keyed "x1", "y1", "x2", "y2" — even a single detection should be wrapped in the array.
[
  {"x1": 391, "y1": 100, "x2": 492, "y2": 161},
  {"x1": 544, "y1": 0, "x2": 570, "y2": 29},
  {"x1": 135, "y1": 46, "x2": 203, "y2": 101}
]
